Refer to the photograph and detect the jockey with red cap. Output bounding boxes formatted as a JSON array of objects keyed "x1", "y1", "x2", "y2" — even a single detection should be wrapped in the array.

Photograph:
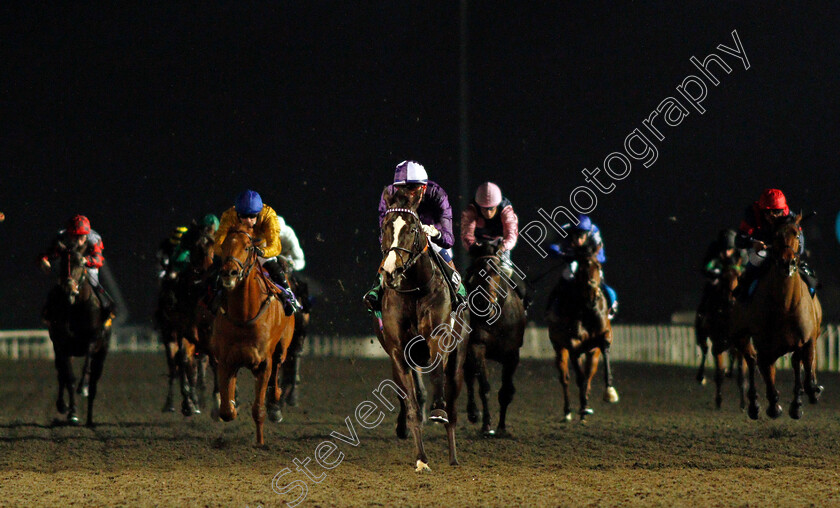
[
  {"x1": 39, "y1": 215, "x2": 115, "y2": 318},
  {"x1": 364, "y1": 160, "x2": 465, "y2": 314},
  {"x1": 460, "y1": 182, "x2": 530, "y2": 309},
  {"x1": 735, "y1": 188, "x2": 818, "y2": 299},
  {"x1": 212, "y1": 190, "x2": 302, "y2": 315}
]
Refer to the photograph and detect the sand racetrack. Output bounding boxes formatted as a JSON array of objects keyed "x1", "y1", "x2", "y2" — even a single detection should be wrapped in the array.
[{"x1": 2, "y1": 353, "x2": 840, "y2": 507}]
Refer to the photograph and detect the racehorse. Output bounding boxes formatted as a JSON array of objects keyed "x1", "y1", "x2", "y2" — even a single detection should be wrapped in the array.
[
  {"x1": 463, "y1": 240, "x2": 525, "y2": 436},
  {"x1": 210, "y1": 223, "x2": 295, "y2": 445},
  {"x1": 546, "y1": 249, "x2": 619, "y2": 422},
  {"x1": 730, "y1": 214, "x2": 823, "y2": 420},
  {"x1": 43, "y1": 249, "x2": 110, "y2": 426},
  {"x1": 278, "y1": 265, "x2": 310, "y2": 408},
  {"x1": 155, "y1": 231, "x2": 215, "y2": 416},
  {"x1": 695, "y1": 266, "x2": 747, "y2": 408},
  {"x1": 378, "y1": 187, "x2": 469, "y2": 472}
]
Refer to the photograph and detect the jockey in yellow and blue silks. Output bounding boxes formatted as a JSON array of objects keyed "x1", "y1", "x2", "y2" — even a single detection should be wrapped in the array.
[
  {"x1": 214, "y1": 190, "x2": 302, "y2": 315},
  {"x1": 547, "y1": 214, "x2": 618, "y2": 319}
]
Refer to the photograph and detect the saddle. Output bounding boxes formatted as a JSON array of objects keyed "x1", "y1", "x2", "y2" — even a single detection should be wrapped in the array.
[{"x1": 428, "y1": 249, "x2": 467, "y2": 307}]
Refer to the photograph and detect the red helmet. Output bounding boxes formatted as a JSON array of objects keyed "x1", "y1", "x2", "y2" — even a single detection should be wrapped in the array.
[
  {"x1": 757, "y1": 189, "x2": 789, "y2": 213},
  {"x1": 66, "y1": 215, "x2": 91, "y2": 236}
]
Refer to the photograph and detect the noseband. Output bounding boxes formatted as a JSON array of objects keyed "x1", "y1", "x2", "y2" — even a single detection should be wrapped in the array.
[
  {"x1": 223, "y1": 230, "x2": 259, "y2": 284},
  {"x1": 381, "y1": 208, "x2": 431, "y2": 292}
]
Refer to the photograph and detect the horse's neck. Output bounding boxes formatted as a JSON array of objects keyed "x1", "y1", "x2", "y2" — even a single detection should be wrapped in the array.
[{"x1": 226, "y1": 269, "x2": 267, "y2": 319}]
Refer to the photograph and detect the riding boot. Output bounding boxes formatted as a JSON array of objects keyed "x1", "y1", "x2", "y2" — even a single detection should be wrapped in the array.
[
  {"x1": 602, "y1": 282, "x2": 618, "y2": 319},
  {"x1": 264, "y1": 259, "x2": 302, "y2": 315},
  {"x1": 799, "y1": 261, "x2": 820, "y2": 298},
  {"x1": 93, "y1": 285, "x2": 116, "y2": 325},
  {"x1": 363, "y1": 275, "x2": 384, "y2": 314},
  {"x1": 433, "y1": 252, "x2": 466, "y2": 307}
]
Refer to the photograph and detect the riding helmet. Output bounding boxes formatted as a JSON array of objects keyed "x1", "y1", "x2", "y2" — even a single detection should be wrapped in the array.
[{"x1": 235, "y1": 190, "x2": 263, "y2": 215}]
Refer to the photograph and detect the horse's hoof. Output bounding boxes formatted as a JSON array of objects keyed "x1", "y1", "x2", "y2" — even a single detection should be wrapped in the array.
[
  {"x1": 415, "y1": 460, "x2": 431, "y2": 473},
  {"x1": 78, "y1": 386, "x2": 89, "y2": 398},
  {"x1": 582, "y1": 407, "x2": 594, "y2": 415},
  {"x1": 467, "y1": 404, "x2": 478, "y2": 423},
  {"x1": 494, "y1": 427, "x2": 510, "y2": 438},
  {"x1": 696, "y1": 374, "x2": 706, "y2": 385},
  {"x1": 563, "y1": 412, "x2": 573, "y2": 422},
  {"x1": 181, "y1": 401, "x2": 196, "y2": 417},
  {"x1": 68, "y1": 413, "x2": 80, "y2": 426},
  {"x1": 268, "y1": 405, "x2": 283, "y2": 423},
  {"x1": 767, "y1": 403, "x2": 783, "y2": 419},
  {"x1": 789, "y1": 404, "x2": 803, "y2": 420},
  {"x1": 85, "y1": 420, "x2": 96, "y2": 429},
  {"x1": 809, "y1": 385, "x2": 823, "y2": 403},
  {"x1": 715, "y1": 396, "x2": 723, "y2": 409},
  {"x1": 604, "y1": 387, "x2": 619, "y2": 403},
  {"x1": 57, "y1": 399, "x2": 68, "y2": 414},
  {"x1": 748, "y1": 404, "x2": 760, "y2": 420},
  {"x1": 429, "y1": 409, "x2": 449, "y2": 424},
  {"x1": 482, "y1": 427, "x2": 494, "y2": 437}
]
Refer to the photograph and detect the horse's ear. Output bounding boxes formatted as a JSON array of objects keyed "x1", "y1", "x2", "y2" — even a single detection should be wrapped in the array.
[
  {"x1": 383, "y1": 186, "x2": 397, "y2": 207},
  {"x1": 405, "y1": 188, "x2": 422, "y2": 210}
]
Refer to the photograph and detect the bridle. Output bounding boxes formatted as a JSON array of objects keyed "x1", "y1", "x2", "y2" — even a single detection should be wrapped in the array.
[
  {"x1": 222, "y1": 230, "x2": 259, "y2": 285},
  {"x1": 772, "y1": 224, "x2": 801, "y2": 278},
  {"x1": 381, "y1": 208, "x2": 431, "y2": 292}
]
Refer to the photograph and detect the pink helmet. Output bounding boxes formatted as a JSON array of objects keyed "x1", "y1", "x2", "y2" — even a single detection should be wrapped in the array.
[{"x1": 475, "y1": 182, "x2": 502, "y2": 208}]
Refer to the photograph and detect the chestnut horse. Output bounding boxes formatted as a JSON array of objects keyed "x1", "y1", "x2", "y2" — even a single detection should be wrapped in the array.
[
  {"x1": 378, "y1": 188, "x2": 469, "y2": 472},
  {"x1": 546, "y1": 250, "x2": 618, "y2": 422},
  {"x1": 730, "y1": 214, "x2": 823, "y2": 420},
  {"x1": 155, "y1": 231, "x2": 216, "y2": 415},
  {"x1": 695, "y1": 266, "x2": 747, "y2": 409},
  {"x1": 463, "y1": 240, "x2": 525, "y2": 436},
  {"x1": 210, "y1": 223, "x2": 295, "y2": 445},
  {"x1": 43, "y1": 249, "x2": 110, "y2": 426}
]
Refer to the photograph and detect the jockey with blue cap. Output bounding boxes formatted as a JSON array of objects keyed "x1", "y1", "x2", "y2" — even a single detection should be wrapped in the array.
[
  {"x1": 547, "y1": 214, "x2": 618, "y2": 319},
  {"x1": 214, "y1": 190, "x2": 302, "y2": 315},
  {"x1": 364, "y1": 160, "x2": 465, "y2": 314}
]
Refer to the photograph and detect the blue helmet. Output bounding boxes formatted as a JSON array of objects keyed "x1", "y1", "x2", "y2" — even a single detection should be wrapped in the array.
[
  {"x1": 573, "y1": 214, "x2": 593, "y2": 232},
  {"x1": 235, "y1": 190, "x2": 263, "y2": 215}
]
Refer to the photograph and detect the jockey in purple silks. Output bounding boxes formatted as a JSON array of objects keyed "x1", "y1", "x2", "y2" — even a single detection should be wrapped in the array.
[{"x1": 364, "y1": 160, "x2": 465, "y2": 315}]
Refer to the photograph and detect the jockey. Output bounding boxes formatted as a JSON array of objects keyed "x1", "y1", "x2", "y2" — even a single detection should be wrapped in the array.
[
  {"x1": 276, "y1": 215, "x2": 306, "y2": 272},
  {"x1": 364, "y1": 160, "x2": 465, "y2": 314},
  {"x1": 735, "y1": 188, "x2": 818, "y2": 299},
  {"x1": 460, "y1": 181, "x2": 530, "y2": 308},
  {"x1": 40, "y1": 215, "x2": 115, "y2": 318},
  {"x1": 167, "y1": 214, "x2": 219, "y2": 277},
  {"x1": 697, "y1": 228, "x2": 746, "y2": 314},
  {"x1": 547, "y1": 214, "x2": 618, "y2": 319},
  {"x1": 156, "y1": 225, "x2": 189, "y2": 280},
  {"x1": 214, "y1": 190, "x2": 302, "y2": 315}
]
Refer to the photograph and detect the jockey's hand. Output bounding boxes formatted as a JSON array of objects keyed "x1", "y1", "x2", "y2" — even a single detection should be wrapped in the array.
[
  {"x1": 422, "y1": 225, "x2": 440, "y2": 238},
  {"x1": 752, "y1": 240, "x2": 767, "y2": 252},
  {"x1": 254, "y1": 246, "x2": 264, "y2": 258},
  {"x1": 39, "y1": 258, "x2": 51, "y2": 274}
]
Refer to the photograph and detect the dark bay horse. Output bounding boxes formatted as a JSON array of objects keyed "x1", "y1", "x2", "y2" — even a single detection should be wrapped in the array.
[
  {"x1": 546, "y1": 250, "x2": 618, "y2": 422},
  {"x1": 155, "y1": 231, "x2": 215, "y2": 416},
  {"x1": 210, "y1": 223, "x2": 295, "y2": 445},
  {"x1": 463, "y1": 240, "x2": 525, "y2": 436},
  {"x1": 43, "y1": 249, "x2": 110, "y2": 426},
  {"x1": 695, "y1": 266, "x2": 747, "y2": 408},
  {"x1": 278, "y1": 265, "x2": 310, "y2": 408},
  {"x1": 378, "y1": 188, "x2": 469, "y2": 472},
  {"x1": 730, "y1": 214, "x2": 823, "y2": 420}
]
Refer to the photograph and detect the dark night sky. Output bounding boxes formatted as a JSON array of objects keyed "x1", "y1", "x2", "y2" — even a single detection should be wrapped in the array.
[{"x1": 2, "y1": 3, "x2": 839, "y2": 333}]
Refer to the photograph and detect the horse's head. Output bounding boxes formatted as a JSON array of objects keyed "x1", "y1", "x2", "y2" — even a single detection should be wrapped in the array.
[
  {"x1": 189, "y1": 232, "x2": 216, "y2": 272},
  {"x1": 59, "y1": 248, "x2": 87, "y2": 304},
  {"x1": 219, "y1": 223, "x2": 258, "y2": 290},
  {"x1": 466, "y1": 239, "x2": 505, "y2": 298},
  {"x1": 379, "y1": 187, "x2": 427, "y2": 287},
  {"x1": 576, "y1": 251, "x2": 603, "y2": 307},
  {"x1": 771, "y1": 214, "x2": 802, "y2": 278}
]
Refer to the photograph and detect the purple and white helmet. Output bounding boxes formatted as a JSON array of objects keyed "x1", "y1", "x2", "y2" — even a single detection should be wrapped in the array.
[{"x1": 393, "y1": 160, "x2": 428, "y2": 186}]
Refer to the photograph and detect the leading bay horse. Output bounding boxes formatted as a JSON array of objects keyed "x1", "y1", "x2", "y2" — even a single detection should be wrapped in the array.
[
  {"x1": 43, "y1": 249, "x2": 110, "y2": 426},
  {"x1": 730, "y1": 214, "x2": 823, "y2": 420},
  {"x1": 695, "y1": 265, "x2": 747, "y2": 409},
  {"x1": 546, "y1": 249, "x2": 618, "y2": 422},
  {"x1": 378, "y1": 187, "x2": 469, "y2": 472},
  {"x1": 464, "y1": 240, "x2": 525, "y2": 436},
  {"x1": 211, "y1": 223, "x2": 295, "y2": 445}
]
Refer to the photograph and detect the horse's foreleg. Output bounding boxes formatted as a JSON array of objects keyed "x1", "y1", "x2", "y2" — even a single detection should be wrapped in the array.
[
  {"x1": 802, "y1": 338, "x2": 822, "y2": 403},
  {"x1": 391, "y1": 353, "x2": 428, "y2": 471},
  {"x1": 789, "y1": 349, "x2": 804, "y2": 419},
  {"x1": 411, "y1": 368, "x2": 428, "y2": 424},
  {"x1": 743, "y1": 340, "x2": 760, "y2": 419},
  {"x1": 54, "y1": 354, "x2": 68, "y2": 414},
  {"x1": 757, "y1": 355, "x2": 781, "y2": 419},
  {"x1": 217, "y1": 362, "x2": 238, "y2": 423},
  {"x1": 267, "y1": 359, "x2": 283, "y2": 423},
  {"x1": 85, "y1": 348, "x2": 107, "y2": 427},
  {"x1": 696, "y1": 333, "x2": 708, "y2": 385},
  {"x1": 497, "y1": 353, "x2": 519, "y2": 435},
  {"x1": 555, "y1": 348, "x2": 572, "y2": 421},
  {"x1": 736, "y1": 352, "x2": 747, "y2": 409},
  {"x1": 59, "y1": 354, "x2": 79, "y2": 424},
  {"x1": 472, "y1": 345, "x2": 492, "y2": 435},
  {"x1": 444, "y1": 339, "x2": 465, "y2": 466},
  {"x1": 252, "y1": 359, "x2": 271, "y2": 446},
  {"x1": 176, "y1": 341, "x2": 196, "y2": 416},
  {"x1": 162, "y1": 339, "x2": 178, "y2": 413},
  {"x1": 579, "y1": 349, "x2": 600, "y2": 421},
  {"x1": 713, "y1": 351, "x2": 725, "y2": 409},
  {"x1": 601, "y1": 342, "x2": 618, "y2": 403}
]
